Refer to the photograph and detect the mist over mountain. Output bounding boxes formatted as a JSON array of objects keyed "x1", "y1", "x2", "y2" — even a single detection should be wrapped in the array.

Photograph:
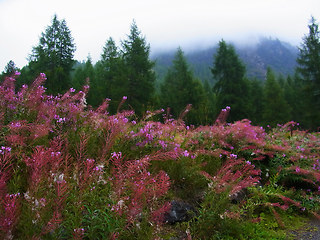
[{"x1": 152, "y1": 37, "x2": 298, "y2": 85}]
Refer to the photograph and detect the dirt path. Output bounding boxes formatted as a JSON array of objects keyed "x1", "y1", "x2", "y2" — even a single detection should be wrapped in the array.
[{"x1": 289, "y1": 218, "x2": 320, "y2": 240}]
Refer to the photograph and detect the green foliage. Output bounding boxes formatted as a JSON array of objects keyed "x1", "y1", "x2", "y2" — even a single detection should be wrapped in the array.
[
  {"x1": 29, "y1": 14, "x2": 76, "y2": 94},
  {"x1": 262, "y1": 68, "x2": 291, "y2": 127},
  {"x1": 71, "y1": 57, "x2": 94, "y2": 92},
  {"x1": 95, "y1": 37, "x2": 129, "y2": 112},
  {"x1": 247, "y1": 78, "x2": 264, "y2": 125},
  {"x1": 2, "y1": 60, "x2": 17, "y2": 76},
  {"x1": 152, "y1": 156, "x2": 208, "y2": 202},
  {"x1": 3, "y1": 17, "x2": 320, "y2": 240},
  {"x1": 153, "y1": 38, "x2": 298, "y2": 85},
  {"x1": 160, "y1": 48, "x2": 209, "y2": 124},
  {"x1": 191, "y1": 190, "x2": 243, "y2": 239},
  {"x1": 296, "y1": 16, "x2": 320, "y2": 129},
  {"x1": 212, "y1": 40, "x2": 250, "y2": 122},
  {"x1": 122, "y1": 21, "x2": 156, "y2": 116}
]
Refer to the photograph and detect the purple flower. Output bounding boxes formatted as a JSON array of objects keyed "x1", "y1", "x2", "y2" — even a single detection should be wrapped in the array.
[
  {"x1": 183, "y1": 150, "x2": 189, "y2": 157},
  {"x1": 57, "y1": 117, "x2": 66, "y2": 123},
  {"x1": 295, "y1": 166, "x2": 301, "y2": 173},
  {"x1": 123, "y1": 96, "x2": 127, "y2": 100},
  {"x1": 15, "y1": 71, "x2": 21, "y2": 76},
  {"x1": 111, "y1": 152, "x2": 122, "y2": 159}
]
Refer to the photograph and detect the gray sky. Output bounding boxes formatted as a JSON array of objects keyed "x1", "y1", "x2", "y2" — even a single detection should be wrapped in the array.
[{"x1": 0, "y1": 0, "x2": 319, "y2": 71}]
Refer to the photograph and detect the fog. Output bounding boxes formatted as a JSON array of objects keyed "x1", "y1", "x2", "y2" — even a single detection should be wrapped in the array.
[{"x1": 0, "y1": 0, "x2": 319, "y2": 70}]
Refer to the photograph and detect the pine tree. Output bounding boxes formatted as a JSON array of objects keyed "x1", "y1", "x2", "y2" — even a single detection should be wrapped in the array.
[
  {"x1": 296, "y1": 16, "x2": 320, "y2": 129},
  {"x1": 160, "y1": 47, "x2": 207, "y2": 124},
  {"x1": 122, "y1": 21, "x2": 155, "y2": 116},
  {"x1": 29, "y1": 14, "x2": 76, "y2": 94},
  {"x1": 72, "y1": 57, "x2": 94, "y2": 91},
  {"x1": 211, "y1": 40, "x2": 250, "y2": 122},
  {"x1": 262, "y1": 68, "x2": 291, "y2": 127},
  {"x1": 202, "y1": 79, "x2": 216, "y2": 124},
  {"x1": 3, "y1": 60, "x2": 17, "y2": 76},
  {"x1": 1, "y1": 60, "x2": 17, "y2": 81},
  {"x1": 95, "y1": 37, "x2": 128, "y2": 112},
  {"x1": 283, "y1": 74, "x2": 305, "y2": 125},
  {"x1": 247, "y1": 78, "x2": 264, "y2": 125},
  {"x1": 297, "y1": 17, "x2": 320, "y2": 90}
]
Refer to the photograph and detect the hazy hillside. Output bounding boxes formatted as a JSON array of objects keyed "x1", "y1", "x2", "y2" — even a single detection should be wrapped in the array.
[{"x1": 152, "y1": 38, "x2": 298, "y2": 85}]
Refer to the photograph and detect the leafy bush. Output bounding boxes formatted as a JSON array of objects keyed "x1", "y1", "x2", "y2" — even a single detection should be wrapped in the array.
[{"x1": 0, "y1": 73, "x2": 319, "y2": 239}]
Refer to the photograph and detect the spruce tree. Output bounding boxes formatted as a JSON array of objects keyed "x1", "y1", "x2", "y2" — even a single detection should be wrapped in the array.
[
  {"x1": 211, "y1": 40, "x2": 249, "y2": 122},
  {"x1": 202, "y1": 79, "x2": 216, "y2": 124},
  {"x1": 296, "y1": 16, "x2": 320, "y2": 129},
  {"x1": 3, "y1": 60, "x2": 17, "y2": 76},
  {"x1": 1, "y1": 60, "x2": 17, "y2": 82},
  {"x1": 29, "y1": 14, "x2": 76, "y2": 94},
  {"x1": 72, "y1": 57, "x2": 94, "y2": 91},
  {"x1": 247, "y1": 78, "x2": 264, "y2": 125},
  {"x1": 284, "y1": 74, "x2": 309, "y2": 127},
  {"x1": 96, "y1": 37, "x2": 128, "y2": 112},
  {"x1": 297, "y1": 17, "x2": 320, "y2": 90},
  {"x1": 160, "y1": 47, "x2": 207, "y2": 124},
  {"x1": 262, "y1": 68, "x2": 291, "y2": 127},
  {"x1": 122, "y1": 21, "x2": 155, "y2": 116}
]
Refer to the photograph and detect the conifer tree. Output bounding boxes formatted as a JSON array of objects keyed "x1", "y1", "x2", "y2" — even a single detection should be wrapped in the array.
[
  {"x1": 95, "y1": 37, "x2": 128, "y2": 112},
  {"x1": 72, "y1": 57, "x2": 94, "y2": 91},
  {"x1": 160, "y1": 47, "x2": 207, "y2": 124},
  {"x1": 202, "y1": 79, "x2": 216, "y2": 123},
  {"x1": 247, "y1": 78, "x2": 264, "y2": 125},
  {"x1": 296, "y1": 16, "x2": 320, "y2": 129},
  {"x1": 1, "y1": 60, "x2": 17, "y2": 82},
  {"x1": 262, "y1": 68, "x2": 291, "y2": 126},
  {"x1": 211, "y1": 40, "x2": 250, "y2": 122},
  {"x1": 3, "y1": 60, "x2": 17, "y2": 76},
  {"x1": 122, "y1": 21, "x2": 155, "y2": 116},
  {"x1": 29, "y1": 14, "x2": 76, "y2": 94},
  {"x1": 297, "y1": 17, "x2": 320, "y2": 90}
]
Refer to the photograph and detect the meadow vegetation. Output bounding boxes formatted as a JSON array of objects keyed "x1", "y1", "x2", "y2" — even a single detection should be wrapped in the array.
[{"x1": 0, "y1": 73, "x2": 320, "y2": 239}]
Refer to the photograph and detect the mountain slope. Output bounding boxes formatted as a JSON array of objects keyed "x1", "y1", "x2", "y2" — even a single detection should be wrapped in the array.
[{"x1": 152, "y1": 38, "x2": 298, "y2": 85}]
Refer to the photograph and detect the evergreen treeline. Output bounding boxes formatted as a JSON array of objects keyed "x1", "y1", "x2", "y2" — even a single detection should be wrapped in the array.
[
  {"x1": 153, "y1": 38, "x2": 298, "y2": 83},
  {"x1": 1, "y1": 15, "x2": 320, "y2": 129}
]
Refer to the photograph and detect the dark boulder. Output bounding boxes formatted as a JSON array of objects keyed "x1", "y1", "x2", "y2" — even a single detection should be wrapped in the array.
[
  {"x1": 229, "y1": 189, "x2": 248, "y2": 204},
  {"x1": 164, "y1": 200, "x2": 197, "y2": 224}
]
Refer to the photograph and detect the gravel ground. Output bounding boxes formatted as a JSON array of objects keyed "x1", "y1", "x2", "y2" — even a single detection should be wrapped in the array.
[{"x1": 289, "y1": 218, "x2": 320, "y2": 240}]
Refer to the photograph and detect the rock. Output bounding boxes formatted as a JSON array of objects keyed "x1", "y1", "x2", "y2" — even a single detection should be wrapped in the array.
[
  {"x1": 229, "y1": 189, "x2": 248, "y2": 204},
  {"x1": 164, "y1": 200, "x2": 196, "y2": 224}
]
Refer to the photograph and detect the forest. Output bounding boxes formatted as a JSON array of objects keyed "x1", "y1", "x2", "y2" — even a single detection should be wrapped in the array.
[
  {"x1": 0, "y1": 15, "x2": 320, "y2": 239},
  {"x1": 1, "y1": 15, "x2": 320, "y2": 130}
]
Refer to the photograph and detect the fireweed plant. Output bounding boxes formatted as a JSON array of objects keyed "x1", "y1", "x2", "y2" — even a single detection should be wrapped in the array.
[{"x1": 0, "y1": 73, "x2": 319, "y2": 239}]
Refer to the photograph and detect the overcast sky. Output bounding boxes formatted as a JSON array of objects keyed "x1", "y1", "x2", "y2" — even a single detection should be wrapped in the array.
[{"x1": 0, "y1": 0, "x2": 319, "y2": 70}]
